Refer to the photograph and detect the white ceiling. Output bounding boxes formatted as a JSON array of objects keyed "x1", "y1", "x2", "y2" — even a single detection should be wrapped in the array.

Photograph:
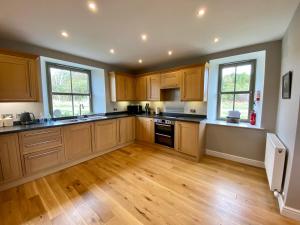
[{"x1": 0, "y1": 0, "x2": 299, "y2": 69}]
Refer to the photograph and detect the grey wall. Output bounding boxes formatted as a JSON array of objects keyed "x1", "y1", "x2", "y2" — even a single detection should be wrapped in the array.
[
  {"x1": 276, "y1": 4, "x2": 300, "y2": 210},
  {"x1": 136, "y1": 41, "x2": 282, "y2": 131},
  {"x1": 206, "y1": 125, "x2": 266, "y2": 161}
]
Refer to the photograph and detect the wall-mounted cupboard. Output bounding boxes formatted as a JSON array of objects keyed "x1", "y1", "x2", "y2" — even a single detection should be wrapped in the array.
[{"x1": 0, "y1": 51, "x2": 40, "y2": 102}]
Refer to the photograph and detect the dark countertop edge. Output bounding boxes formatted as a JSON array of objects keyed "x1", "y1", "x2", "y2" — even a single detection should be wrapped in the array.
[{"x1": 0, "y1": 113, "x2": 207, "y2": 135}]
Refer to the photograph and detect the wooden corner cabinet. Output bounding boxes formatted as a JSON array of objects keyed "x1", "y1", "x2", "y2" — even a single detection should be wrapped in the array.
[
  {"x1": 93, "y1": 119, "x2": 118, "y2": 153},
  {"x1": 110, "y1": 72, "x2": 135, "y2": 101},
  {"x1": 63, "y1": 123, "x2": 93, "y2": 160},
  {"x1": 0, "y1": 134, "x2": 23, "y2": 183},
  {"x1": 0, "y1": 51, "x2": 39, "y2": 102},
  {"x1": 136, "y1": 117, "x2": 154, "y2": 143},
  {"x1": 181, "y1": 66, "x2": 204, "y2": 101},
  {"x1": 175, "y1": 121, "x2": 205, "y2": 159},
  {"x1": 147, "y1": 74, "x2": 161, "y2": 100}
]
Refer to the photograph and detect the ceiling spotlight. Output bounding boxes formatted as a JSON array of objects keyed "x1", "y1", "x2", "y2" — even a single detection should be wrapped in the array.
[
  {"x1": 110, "y1": 49, "x2": 115, "y2": 54},
  {"x1": 197, "y1": 8, "x2": 206, "y2": 17},
  {"x1": 168, "y1": 50, "x2": 173, "y2": 56},
  {"x1": 214, "y1": 37, "x2": 220, "y2": 43},
  {"x1": 141, "y1": 34, "x2": 147, "y2": 41},
  {"x1": 138, "y1": 59, "x2": 143, "y2": 64},
  {"x1": 88, "y1": 1, "x2": 97, "y2": 12},
  {"x1": 61, "y1": 31, "x2": 69, "y2": 38}
]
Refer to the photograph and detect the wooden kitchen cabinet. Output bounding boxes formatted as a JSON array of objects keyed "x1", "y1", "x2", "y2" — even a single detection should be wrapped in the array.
[
  {"x1": 181, "y1": 66, "x2": 204, "y2": 101},
  {"x1": 0, "y1": 52, "x2": 39, "y2": 102},
  {"x1": 93, "y1": 119, "x2": 118, "y2": 153},
  {"x1": 136, "y1": 117, "x2": 154, "y2": 143},
  {"x1": 118, "y1": 117, "x2": 135, "y2": 145},
  {"x1": 175, "y1": 121, "x2": 202, "y2": 158},
  {"x1": 160, "y1": 70, "x2": 181, "y2": 89},
  {"x1": 135, "y1": 76, "x2": 147, "y2": 100},
  {"x1": 64, "y1": 123, "x2": 93, "y2": 160},
  {"x1": 0, "y1": 134, "x2": 23, "y2": 183},
  {"x1": 147, "y1": 74, "x2": 160, "y2": 100},
  {"x1": 110, "y1": 72, "x2": 135, "y2": 101}
]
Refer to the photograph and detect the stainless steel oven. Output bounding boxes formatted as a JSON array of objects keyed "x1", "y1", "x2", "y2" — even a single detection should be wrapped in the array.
[{"x1": 154, "y1": 119, "x2": 175, "y2": 148}]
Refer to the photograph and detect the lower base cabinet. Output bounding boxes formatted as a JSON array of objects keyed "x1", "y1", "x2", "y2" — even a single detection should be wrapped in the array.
[
  {"x1": 118, "y1": 117, "x2": 135, "y2": 145},
  {"x1": 175, "y1": 121, "x2": 200, "y2": 157},
  {"x1": 0, "y1": 134, "x2": 23, "y2": 183},
  {"x1": 64, "y1": 123, "x2": 93, "y2": 160},
  {"x1": 23, "y1": 147, "x2": 65, "y2": 175},
  {"x1": 136, "y1": 117, "x2": 154, "y2": 143},
  {"x1": 93, "y1": 119, "x2": 118, "y2": 153}
]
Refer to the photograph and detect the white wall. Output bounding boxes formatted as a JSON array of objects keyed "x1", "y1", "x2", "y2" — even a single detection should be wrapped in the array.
[
  {"x1": 276, "y1": 4, "x2": 300, "y2": 210},
  {"x1": 207, "y1": 51, "x2": 266, "y2": 127}
]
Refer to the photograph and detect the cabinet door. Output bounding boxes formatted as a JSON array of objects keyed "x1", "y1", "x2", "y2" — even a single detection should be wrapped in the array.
[
  {"x1": 136, "y1": 117, "x2": 154, "y2": 143},
  {"x1": 147, "y1": 75, "x2": 160, "y2": 100},
  {"x1": 118, "y1": 117, "x2": 135, "y2": 145},
  {"x1": 175, "y1": 122, "x2": 199, "y2": 157},
  {"x1": 0, "y1": 53, "x2": 38, "y2": 101},
  {"x1": 181, "y1": 66, "x2": 204, "y2": 101},
  {"x1": 116, "y1": 74, "x2": 127, "y2": 101},
  {"x1": 93, "y1": 120, "x2": 118, "y2": 152},
  {"x1": 0, "y1": 134, "x2": 22, "y2": 183},
  {"x1": 160, "y1": 70, "x2": 181, "y2": 89},
  {"x1": 64, "y1": 123, "x2": 92, "y2": 160},
  {"x1": 126, "y1": 76, "x2": 135, "y2": 100},
  {"x1": 135, "y1": 76, "x2": 147, "y2": 100}
]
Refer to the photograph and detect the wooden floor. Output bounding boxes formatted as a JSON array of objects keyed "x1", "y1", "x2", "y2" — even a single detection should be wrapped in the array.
[{"x1": 0, "y1": 144, "x2": 299, "y2": 225}]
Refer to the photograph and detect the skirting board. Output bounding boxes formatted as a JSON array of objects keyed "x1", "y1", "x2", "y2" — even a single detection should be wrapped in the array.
[
  {"x1": 206, "y1": 149, "x2": 264, "y2": 168},
  {"x1": 278, "y1": 194, "x2": 300, "y2": 221}
]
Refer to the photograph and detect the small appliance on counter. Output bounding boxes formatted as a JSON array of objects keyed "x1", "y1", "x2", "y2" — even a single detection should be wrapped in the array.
[
  {"x1": 145, "y1": 103, "x2": 151, "y2": 114},
  {"x1": 20, "y1": 112, "x2": 36, "y2": 125},
  {"x1": 2, "y1": 117, "x2": 14, "y2": 127},
  {"x1": 127, "y1": 105, "x2": 143, "y2": 114},
  {"x1": 155, "y1": 107, "x2": 161, "y2": 115}
]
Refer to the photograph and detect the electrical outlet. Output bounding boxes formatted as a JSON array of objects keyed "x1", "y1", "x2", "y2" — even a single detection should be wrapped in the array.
[
  {"x1": 190, "y1": 109, "x2": 196, "y2": 113},
  {"x1": 113, "y1": 108, "x2": 118, "y2": 111}
]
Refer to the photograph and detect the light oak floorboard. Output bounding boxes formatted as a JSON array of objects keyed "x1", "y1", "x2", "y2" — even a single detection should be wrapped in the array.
[{"x1": 0, "y1": 144, "x2": 299, "y2": 225}]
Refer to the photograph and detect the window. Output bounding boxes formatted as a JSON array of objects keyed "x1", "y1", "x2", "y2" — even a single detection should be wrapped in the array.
[
  {"x1": 217, "y1": 60, "x2": 256, "y2": 121},
  {"x1": 47, "y1": 63, "x2": 92, "y2": 118}
]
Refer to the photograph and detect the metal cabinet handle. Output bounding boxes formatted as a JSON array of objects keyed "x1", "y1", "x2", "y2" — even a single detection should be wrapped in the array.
[{"x1": 155, "y1": 133, "x2": 171, "y2": 138}]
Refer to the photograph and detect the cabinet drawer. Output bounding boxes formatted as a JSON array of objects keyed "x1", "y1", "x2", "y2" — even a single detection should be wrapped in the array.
[
  {"x1": 20, "y1": 128, "x2": 63, "y2": 154},
  {"x1": 23, "y1": 147, "x2": 65, "y2": 175}
]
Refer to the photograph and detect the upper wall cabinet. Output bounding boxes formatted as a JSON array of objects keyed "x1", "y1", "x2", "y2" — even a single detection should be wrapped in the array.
[
  {"x1": 147, "y1": 74, "x2": 160, "y2": 101},
  {"x1": 135, "y1": 76, "x2": 147, "y2": 101},
  {"x1": 0, "y1": 52, "x2": 39, "y2": 102},
  {"x1": 160, "y1": 70, "x2": 181, "y2": 89},
  {"x1": 110, "y1": 72, "x2": 135, "y2": 101},
  {"x1": 181, "y1": 66, "x2": 204, "y2": 101}
]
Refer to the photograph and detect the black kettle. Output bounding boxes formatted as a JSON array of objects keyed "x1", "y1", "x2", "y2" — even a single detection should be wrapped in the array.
[{"x1": 20, "y1": 112, "x2": 35, "y2": 125}]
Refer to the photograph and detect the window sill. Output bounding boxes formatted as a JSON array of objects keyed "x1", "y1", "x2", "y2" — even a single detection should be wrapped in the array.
[{"x1": 204, "y1": 120, "x2": 264, "y2": 131}]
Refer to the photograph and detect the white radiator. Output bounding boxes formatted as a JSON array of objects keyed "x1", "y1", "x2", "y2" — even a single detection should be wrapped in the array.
[{"x1": 265, "y1": 133, "x2": 286, "y2": 192}]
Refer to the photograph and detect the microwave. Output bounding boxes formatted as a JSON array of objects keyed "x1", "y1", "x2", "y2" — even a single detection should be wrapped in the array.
[{"x1": 127, "y1": 105, "x2": 143, "y2": 114}]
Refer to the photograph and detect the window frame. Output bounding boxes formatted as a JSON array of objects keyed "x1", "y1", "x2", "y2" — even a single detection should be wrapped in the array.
[
  {"x1": 46, "y1": 62, "x2": 93, "y2": 118},
  {"x1": 217, "y1": 60, "x2": 256, "y2": 122}
]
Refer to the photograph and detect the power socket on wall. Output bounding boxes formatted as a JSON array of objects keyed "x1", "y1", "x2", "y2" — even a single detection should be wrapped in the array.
[{"x1": 190, "y1": 109, "x2": 196, "y2": 113}]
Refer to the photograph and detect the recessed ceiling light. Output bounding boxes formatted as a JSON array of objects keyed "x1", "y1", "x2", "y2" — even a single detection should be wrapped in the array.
[
  {"x1": 88, "y1": 1, "x2": 97, "y2": 12},
  {"x1": 141, "y1": 34, "x2": 147, "y2": 41},
  {"x1": 110, "y1": 49, "x2": 115, "y2": 54},
  {"x1": 214, "y1": 37, "x2": 220, "y2": 43},
  {"x1": 138, "y1": 59, "x2": 143, "y2": 64},
  {"x1": 197, "y1": 8, "x2": 206, "y2": 17},
  {"x1": 168, "y1": 50, "x2": 173, "y2": 56},
  {"x1": 61, "y1": 31, "x2": 69, "y2": 38}
]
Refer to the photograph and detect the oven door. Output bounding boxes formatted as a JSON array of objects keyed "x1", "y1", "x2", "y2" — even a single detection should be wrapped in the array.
[
  {"x1": 155, "y1": 133, "x2": 174, "y2": 148},
  {"x1": 155, "y1": 123, "x2": 173, "y2": 135}
]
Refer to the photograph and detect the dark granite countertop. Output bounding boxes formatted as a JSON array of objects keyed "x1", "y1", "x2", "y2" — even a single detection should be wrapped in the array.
[{"x1": 0, "y1": 113, "x2": 206, "y2": 135}]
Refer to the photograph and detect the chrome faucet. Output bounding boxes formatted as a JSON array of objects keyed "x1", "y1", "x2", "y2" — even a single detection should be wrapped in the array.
[{"x1": 79, "y1": 104, "x2": 84, "y2": 118}]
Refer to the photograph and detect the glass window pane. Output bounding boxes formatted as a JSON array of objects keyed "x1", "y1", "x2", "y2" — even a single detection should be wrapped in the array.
[
  {"x1": 235, "y1": 94, "x2": 250, "y2": 120},
  {"x1": 50, "y1": 68, "x2": 71, "y2": 93},
  {"x1": 221, "y1": 67, "x2": 235, "y2": 92},
  {"x1": 71, "y1": 71, "x2": 90, "y2": 94},
  {"x1": 73, "y1": 95, "x2": 91, "y2": 116},
  {"x1": 236, "y1": 64, "x2": 252, "y2": 91},
  {"x1": 220, "y1": 94, "x2": 234, "y2": 118},
  {"x1": 52, "y1": 95, "x2": 73, "y2": 118}
]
